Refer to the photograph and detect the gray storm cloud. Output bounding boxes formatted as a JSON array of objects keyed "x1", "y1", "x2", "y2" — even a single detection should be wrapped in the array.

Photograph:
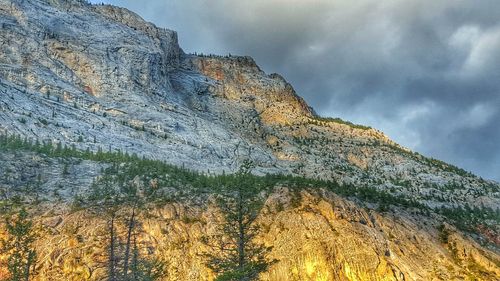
[{"x1": 93, "y1": 0, "x2": 500, "y2": 181}]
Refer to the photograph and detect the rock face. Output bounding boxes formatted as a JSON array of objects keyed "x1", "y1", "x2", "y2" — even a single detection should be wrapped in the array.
[
  {"x1": 1, "y1": 0, "x2": 181, "y2": 97},
  {"x1": 189, "y1": 56, "x2": 314, "y2": 125},
  {"x1": 1, "y1": 179, "x2": 499, "y2": 281},
  {"x1": 0, "y1": 0, "x2": 499, "y2": 280}
]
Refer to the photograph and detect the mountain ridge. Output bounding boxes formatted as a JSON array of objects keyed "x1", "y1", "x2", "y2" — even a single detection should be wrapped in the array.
[
  {"x1": 1, "y1": 0, "x2": 498, "y2": 218},
  {"x1": 1, "y1": 0, "x2": 499, "y2": 216}
]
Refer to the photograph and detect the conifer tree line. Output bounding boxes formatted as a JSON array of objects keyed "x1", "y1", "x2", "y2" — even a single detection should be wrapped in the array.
[
  {"x1": 1, "y1": 162, "x2": 273, "y2": 281},
  {"x1": 1, "y1": 133, "x2": 499, "y2": 280},
  {"x1": 85, "y1": 159, "x2": 273, "y2": 281}
]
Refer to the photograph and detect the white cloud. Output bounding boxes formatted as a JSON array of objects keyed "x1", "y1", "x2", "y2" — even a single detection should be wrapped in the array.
[
  {"x1": 462, "y1": 26, "x2": 500, "y2": 76},
  {"x1": 461, "y1": 103, "x2": 497, "y2": 128},
  {"x1": 449, "y1": 25, "x2": 481, "y2": 50}
]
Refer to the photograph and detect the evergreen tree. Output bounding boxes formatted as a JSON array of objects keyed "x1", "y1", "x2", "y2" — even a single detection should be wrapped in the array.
[
  {"x1": 202, "y1": 161, "x2": 274, "y2": 281},
  {"x1": 88, "y1": 173, "x2": 123, "y2": 281},
  {"x1": 87, "y1": 169, "x2": 165, "y2": 281},
  {"x1": 1, "y1": 208, "x2": 37, "y2": 281}
]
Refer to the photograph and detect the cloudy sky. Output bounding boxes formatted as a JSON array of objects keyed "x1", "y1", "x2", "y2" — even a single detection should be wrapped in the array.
[{"x1": 92, "y1": 0, "x2": 500, "y2": 181}]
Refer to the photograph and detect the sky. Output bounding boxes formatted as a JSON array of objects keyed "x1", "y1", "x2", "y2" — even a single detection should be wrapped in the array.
[{"x1": 91, "y1": 0, "x2": 500, "y2": 182}]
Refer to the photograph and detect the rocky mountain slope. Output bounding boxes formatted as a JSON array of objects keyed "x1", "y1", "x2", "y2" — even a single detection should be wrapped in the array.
[{"x1": 0, "y1": 0, "x2": 499, "y2": 280}]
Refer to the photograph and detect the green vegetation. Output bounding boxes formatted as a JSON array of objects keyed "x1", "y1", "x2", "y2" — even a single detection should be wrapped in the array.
[
  {"x1": 201, "y1": 161, "x2": 274, "y2": 281},
  {"x1": 309, "y1": 116, "x2": 372, "y2": 130},
  {"x1": 0, "y1": 134, "x2": 138, "y2": 163},
  {"x1": 298, "y1": 116, "x2": 473, "y2": 179},
  {"x1": 192, "y1": 52, "x2": 236, "y2": 59},
  {"x1": 0, "y1": 133, "x2": 425, "y2": 211},
  {"x1": 86, "y1": 162, "x2": 165, "y2": 280},
  {"x1": 438, "y1": 223, "x2": 450, "y2": 244},
  {"x1": 438, "y1": 205, "x2": 500, "y2": 234},
  {"x1": 384, "y1": 143, "x2": 473, "y2": 177},
  {"x1": 1, "y1": 208, "x2": 37, "y2": 281},
  {"x1": 38, "y1": 118, "x2": 48, "y2": 126},
  {"x1": 0, "y1": 133, "x2": 498, "y2": 242},
  {"x1": 62, "y1": 163, "x2": 70, "y2": 175},
  {"x1": 86, "y1": 157, "x2": 168, "y2": 280}
]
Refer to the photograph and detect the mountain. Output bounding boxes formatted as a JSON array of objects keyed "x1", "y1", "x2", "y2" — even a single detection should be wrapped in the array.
[{"x1": 0, "y1": 0, "x2": 499, "y2": 280}]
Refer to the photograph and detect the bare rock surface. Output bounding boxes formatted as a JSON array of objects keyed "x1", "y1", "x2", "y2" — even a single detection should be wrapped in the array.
[{"x1": 1, "y1": 187, "x2": 497, "y2": 281}]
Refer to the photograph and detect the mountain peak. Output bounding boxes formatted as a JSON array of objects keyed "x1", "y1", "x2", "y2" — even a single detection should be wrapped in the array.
[{"x1": 188, "y1": 54, "x2": 315, "y2": 125}]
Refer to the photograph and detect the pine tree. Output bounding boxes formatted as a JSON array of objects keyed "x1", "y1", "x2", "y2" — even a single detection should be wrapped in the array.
[
  {"x1": 87, "y1": 171, "x2": 165, "y2": 280},
  {"x1": 202, "y1": 161, "x2": 274, "y2": 281},
  {"x1": 1, "y1": 208, "x2": 37, "y2": 281},
  {"x1": 88, "y1": 174, "x2": 123, "y2": 281}
]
